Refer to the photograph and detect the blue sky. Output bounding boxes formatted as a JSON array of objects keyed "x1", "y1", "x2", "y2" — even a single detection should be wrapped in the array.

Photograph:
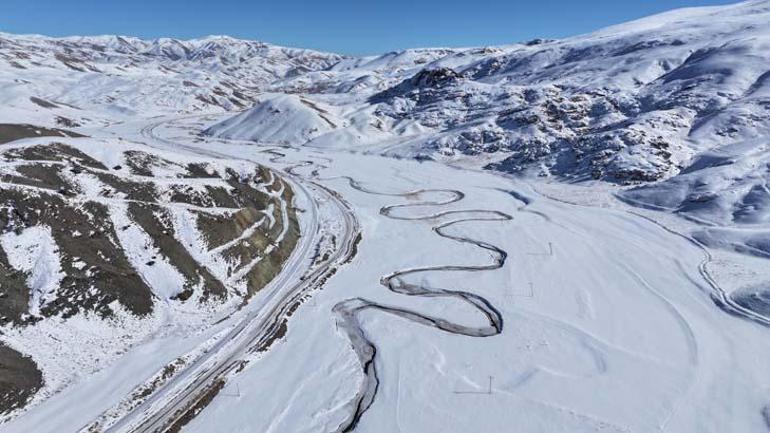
[{"x1": 1, "y1": 0, "x2": 735, "y2": 55}]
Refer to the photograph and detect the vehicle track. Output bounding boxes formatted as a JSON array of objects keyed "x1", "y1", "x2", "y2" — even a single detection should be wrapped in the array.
[
  {"x1": 93, "y1": 118, "x2": 361, "y2": 433},
  {"x1": 628, "y1": 210, "x2": 770, "y2": 328},
  {"x1": 531, "y1": 185, "x2": 770, "y2": 328}
]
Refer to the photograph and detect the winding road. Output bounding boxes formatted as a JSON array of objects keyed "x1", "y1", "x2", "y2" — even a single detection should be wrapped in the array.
[
  {"x1": 84, "y1": 118, "x2": 362, "y2": 433},
  {"x1": 88, "y1": 114, "x2": 770, "y2": 433}
]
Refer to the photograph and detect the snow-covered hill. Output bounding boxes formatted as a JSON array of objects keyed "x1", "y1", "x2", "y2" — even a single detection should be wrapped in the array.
[
  {"x1": 2, "y1": 1, "x2": 770, "y2": 429},
  {"x1": 6, "y1": 1, "x2": 768, "y2": 185},
  {"x1": 252, "y1": 0, "x2": 770, "y2": 183},
  {"x1": 0, "y1": 33, "x2": 343, "y2": 127},
  {"x1": 204, "y1": 93, "x2": 341, "y2": 144},
  {"x1": 0, "y1": 131, "x2": 300, "y2": 418}
]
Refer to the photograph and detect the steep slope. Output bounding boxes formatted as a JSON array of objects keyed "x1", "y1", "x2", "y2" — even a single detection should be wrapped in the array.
[{"x1": 0, "y1": 132, "x2": 300, "y2": 418}]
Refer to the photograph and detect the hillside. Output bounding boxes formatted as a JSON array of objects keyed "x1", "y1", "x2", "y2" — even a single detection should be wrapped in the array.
[
  {"x1": 5, "y1": 1, "x2": 769, "y2": 185},
  {"x1": 239, "y1": 0, "x2": 770, "y2": 184},
  {"x1": 0, "y1": 131, "x2": 299, "y2": 417}
]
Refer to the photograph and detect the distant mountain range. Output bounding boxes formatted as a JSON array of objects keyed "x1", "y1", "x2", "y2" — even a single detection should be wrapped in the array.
[{"x1": 2, "y1": 2, "x2": 770, "y2": 225}]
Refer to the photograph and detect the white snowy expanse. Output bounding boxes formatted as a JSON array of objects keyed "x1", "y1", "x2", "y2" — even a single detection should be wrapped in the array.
[
  {"x1": 123, "y1": 117, "x2": 770, "y2": 433},
  {"x1": 1, "y1": 1, "x2": 770, "y2": 432}
]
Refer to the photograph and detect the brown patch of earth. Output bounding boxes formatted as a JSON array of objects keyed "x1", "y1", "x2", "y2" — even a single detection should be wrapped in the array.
[
  {"x1": 128, "y1": 203, "x2": 226, "y2": 301},
  {"x1": 0, "y1": 124, "x2": 84, "y2": 145},
  {"x1": 0, "y1": 344, "x2": 43, "y2": 415}
]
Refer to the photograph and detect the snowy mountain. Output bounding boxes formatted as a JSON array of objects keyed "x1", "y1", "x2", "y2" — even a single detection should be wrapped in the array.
[
  {"x1": 0, "y1": 32, "x2": 343, "y2": 126},
  {"x1": 5, "y1": 1, "x2": 768, "y2": 185},
  {"x1": 250, "y1": 0, "x2": 770, "y2": 183},
  {"x1": 2, "y1": 1, "x2": 770, "y2": 432}
]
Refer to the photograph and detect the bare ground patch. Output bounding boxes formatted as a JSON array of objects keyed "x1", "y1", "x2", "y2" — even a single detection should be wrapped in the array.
[
  {"x1": 0, "y1": 124, "x2": 84, "y2": 145},
  {"x1": 0, "y1": 344, "x2": 43, "y2": 416}
]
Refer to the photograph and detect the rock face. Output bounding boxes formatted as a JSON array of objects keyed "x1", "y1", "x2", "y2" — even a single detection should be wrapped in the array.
[{"x1": 369, "y1": 67, "x2": 463, "y2": 102}]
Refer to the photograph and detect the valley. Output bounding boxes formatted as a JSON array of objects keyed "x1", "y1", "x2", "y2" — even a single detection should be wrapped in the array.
[{"x1": 1, "y1": 1, "x2": 770, "y2": 431}]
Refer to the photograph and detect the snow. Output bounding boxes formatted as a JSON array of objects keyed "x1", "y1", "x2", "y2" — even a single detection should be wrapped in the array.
[
  {"x1": 0, "y1": 32, "x2": 343, "y2": 129},
  {"x1": 3, "y1": 0, "x2": 768, "y2": 183},
  {"x1": 1, "y1": 302, "x2": 164, "y2": 409},
  {"x1": 206, "y1": 0, "x2": 770, "y2": 184},
  {"x1": 0, "y1": 131, "x2": 297, "y2": 424},
  {"x1": 0, "y1": 225, "x2": 63, "y2": 316},
  {"x1": 204, "y1": 93, "x2": 340, "y2": 144},
  {"x1": 169, "y1": 134, "x2": 770, "y2": 433},
  {"x1": 621, "y1": 138, "x2": 770, "y2": 226},
  {"x1": 1, "y1": 1, "x2": 770, "y2": 432},
  {"x1": 109, "y1": 202, "x2": 186, "y2": 300}
]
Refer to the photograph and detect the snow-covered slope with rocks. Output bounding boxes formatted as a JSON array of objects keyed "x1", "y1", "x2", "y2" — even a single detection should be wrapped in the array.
[
  {"x1": 7, "y1": 1, "x2": 768, "y2": 185},
  {"x1": 249, "y1": 0, "x2": 770, "y2": 184},
  {"x1": 0, "y1": 132, "x2": 301, "y2": 419}
]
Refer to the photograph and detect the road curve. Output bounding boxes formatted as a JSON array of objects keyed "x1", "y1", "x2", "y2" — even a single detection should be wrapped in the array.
[
  {"x1": 136, "y1": 119, "x2": 517, "y2": 432},
  {"x1": 536, "y1": 185, "x2": 770, "y2": 328},
  {"x1": 93, "y1": 118, "x2": 361, "y2": 433}
]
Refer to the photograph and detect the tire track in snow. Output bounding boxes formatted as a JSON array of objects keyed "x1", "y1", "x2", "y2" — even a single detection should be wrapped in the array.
[
  {"x1": 533, "y1": 184, "x2": 770, "y2": 328},
  {"x1": 528, "y1": 184, "x2": 770, "y2": 431}
]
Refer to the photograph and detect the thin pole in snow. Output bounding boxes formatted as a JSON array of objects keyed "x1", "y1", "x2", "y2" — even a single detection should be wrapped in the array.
[
  {"x1": 453, "y1": 376, "x2": 494, "y2": 395},
  {"x1": 509, "y1": 282, "x2": 534, "y2": 298}
]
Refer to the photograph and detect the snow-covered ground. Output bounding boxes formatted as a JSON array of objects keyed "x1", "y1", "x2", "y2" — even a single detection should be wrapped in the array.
[
  {"x1": 1, "y1": 0, "x2": 770, "y2": 431},
  {"x1": 135, "y1": 117, "x2": 770, "y2": 433},
  {"x1": 0, "y1": 129, "x2": 309, "y2": 426}
]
